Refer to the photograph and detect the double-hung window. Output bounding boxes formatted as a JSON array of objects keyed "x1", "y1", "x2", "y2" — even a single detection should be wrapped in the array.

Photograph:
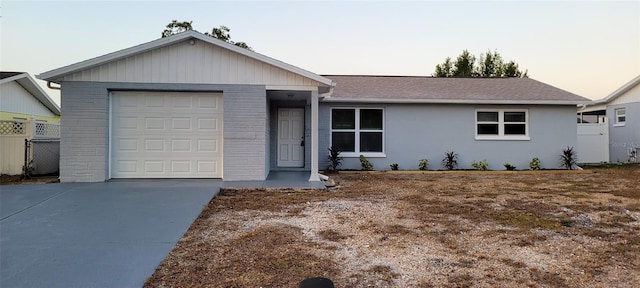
[
  {"x1": 476, "y1": 109, "x2": 529, "y2": 140},
  {"x1": 614, "y1": 108, "x2": 626, "y2": 126},
  {"x1": 331, "y1": 108, "x2": 384, "y2": 157}
]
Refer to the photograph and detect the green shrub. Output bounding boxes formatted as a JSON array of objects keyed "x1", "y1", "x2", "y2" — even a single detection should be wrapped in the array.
[
  {"x1": 418, "y1": 159, "x2": 429, "y2": 171},
  {"x1": 529, "y1": 157, "x2": 541, "y2": 170},
  {"x1": 359, "y1": 155, "x2": 373, "y2": 171},
  {"x1": 471, "y1": 159, "x2": 489, "y2": 170},
  {"x1": 389, "y1": 163, "x2": 399, "y2": 170}
]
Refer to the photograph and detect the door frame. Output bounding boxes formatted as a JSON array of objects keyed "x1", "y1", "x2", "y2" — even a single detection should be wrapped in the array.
[{"x1": 276, "y1": 107, "x2": 305, "y2": 168}]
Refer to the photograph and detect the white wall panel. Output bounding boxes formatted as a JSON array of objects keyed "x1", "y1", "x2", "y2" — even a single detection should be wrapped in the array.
[
  {"x1": 60, "y1": 40, "x2": 321, "y2": 87},
  {"x1": 0, "y1": 82, "x2": 55, "y2": 117}
]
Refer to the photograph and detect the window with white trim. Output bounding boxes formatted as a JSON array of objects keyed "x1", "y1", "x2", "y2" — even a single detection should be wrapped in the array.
[
  {"x1": 614, "y1": 108, "x2": 626, "y2": 125},
  {"x1": 476, "y1": 109, "x2": 529, "y2": 140},
  {"x1": 331, "y1": 108, "x2": 384, "y2": 156}
]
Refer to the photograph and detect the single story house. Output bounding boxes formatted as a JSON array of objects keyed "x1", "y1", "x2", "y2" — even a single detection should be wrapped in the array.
[
  {"x1": 1, "y1": 72, "x2": 60, "y2": 123},
  {"x1": 577, "y1": 75, "x2": 640, "y2": 163},
  {"x1": 38, "y1": 31, "x2": 589, "y2": 182},
  {"x1": 1, "y1": 72, "x2": 61, "y2": 175}
]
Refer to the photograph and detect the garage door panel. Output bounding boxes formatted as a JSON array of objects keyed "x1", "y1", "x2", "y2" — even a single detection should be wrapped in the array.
[{"x1": 111, "y1": 91, "x2": 223, "y2": 178}]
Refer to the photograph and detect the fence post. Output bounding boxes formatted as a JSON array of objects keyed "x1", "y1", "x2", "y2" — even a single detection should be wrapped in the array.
[{"x1": 23, "y1": 139, "x2": 29, "y2": 178}]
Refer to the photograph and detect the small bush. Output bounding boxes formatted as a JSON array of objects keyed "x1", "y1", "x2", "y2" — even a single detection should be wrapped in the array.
[
  {"x1": 418, "y1": 159, "x2": 429, "y2": 171},
  {"x1": 559, "y1": 147, "x2": 577, "y2": 170},
  {"x1": 389, "y1": 163, "x2": 399, "y2": 170},
  {"x1": 504, "y1": 162, "x2": 516, "y2": 171},
  {"x1": 529, "y1": 157, "x2": 541, "y2": 170},
  {"x1": 471, "y1": 159, "x2": 489, "y2": 170},
  {"x1": 327, "y1": 147, "x2": 342, "y2": 172},
  {"x1": 442, "y1": 150, "x2": 458, "y2": 170},
  {"x1": 560, "y1": 219, "x2": 573, "y2": 227},
  {"x1": 359, "y1": 155, "x2": 373, "y2": 171}
]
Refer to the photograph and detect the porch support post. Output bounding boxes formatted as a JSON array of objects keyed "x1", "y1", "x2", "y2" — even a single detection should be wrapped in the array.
[{"x1": 309, "y1": 90, "x2": 320, "y2": 182}]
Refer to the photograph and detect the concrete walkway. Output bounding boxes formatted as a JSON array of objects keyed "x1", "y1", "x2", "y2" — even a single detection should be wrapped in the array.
[{"x1": 1, "y1": 180, "x2": 220, "y2": 288}]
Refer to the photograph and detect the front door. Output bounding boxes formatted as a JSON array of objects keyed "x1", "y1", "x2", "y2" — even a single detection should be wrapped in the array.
[{"x1": 277, "y1": 108, "x2": 305, "y2": 167}]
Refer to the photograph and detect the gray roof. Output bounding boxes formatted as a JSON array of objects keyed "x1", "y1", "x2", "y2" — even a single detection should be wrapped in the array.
[{"x1": 322, "y1": 75, "x2": 590, "y2": 105}]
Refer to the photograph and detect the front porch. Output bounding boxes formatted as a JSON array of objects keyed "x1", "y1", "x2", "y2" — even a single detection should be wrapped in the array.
[
  {"x1": 224, "y1": 171, "x2": 326, "y2": 189},
  {"x1": 266, "y1": 88, "x2": 325, "y2": 182}
]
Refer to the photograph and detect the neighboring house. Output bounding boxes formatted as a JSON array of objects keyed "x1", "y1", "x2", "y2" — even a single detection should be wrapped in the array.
[
  {"x1": 577, "y1": 75, "x2": 640, "y2": 163},
  {"x1": 1, "y1": 72, "x2": 61, "y2": 175},
  {"x1": 37, "y1": 31, "x2": 588, "y2": 183},
  {"x1": 0, "y1": 72, "x2": 60, "y2": 122}
]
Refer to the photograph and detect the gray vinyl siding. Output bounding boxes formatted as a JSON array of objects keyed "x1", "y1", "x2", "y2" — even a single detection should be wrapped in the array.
[
  {"x1": 319, "y1": 103, "x2": 578, "y2": 171},
  {"x1": 608, "y1": 102, "x2": 640, "y2": 162},
  {"x1": 59, "y1": 81, "x2": 266, "y2": 182}
]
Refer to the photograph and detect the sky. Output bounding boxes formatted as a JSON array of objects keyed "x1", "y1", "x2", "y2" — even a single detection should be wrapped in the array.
[{"x1": 1, "y1": 0, "x2": 639, "y2": 105}]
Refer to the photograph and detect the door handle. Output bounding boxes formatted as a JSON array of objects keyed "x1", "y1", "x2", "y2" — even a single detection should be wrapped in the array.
[{"x1": 301, "y1": 140, "x2": 305, "y2": 146}]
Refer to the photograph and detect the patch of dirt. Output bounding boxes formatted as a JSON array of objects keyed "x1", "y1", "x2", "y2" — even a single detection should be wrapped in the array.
[
  {"x1": 0, "y1": 174, "x2": 59, "y2": 185},
  {"x1": 145, "y1": 166, "x2": 640, "y2": 287}
]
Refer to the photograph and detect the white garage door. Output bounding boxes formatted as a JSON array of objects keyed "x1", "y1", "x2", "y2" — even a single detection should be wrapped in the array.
[{"x1": 111, "y1": 91, "x2": 223, "y2": 178}]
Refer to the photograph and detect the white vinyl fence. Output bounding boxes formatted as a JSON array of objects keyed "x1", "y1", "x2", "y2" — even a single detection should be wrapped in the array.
[{"x1": 0, "y1": 119, "x2": 60, "y2": 175}]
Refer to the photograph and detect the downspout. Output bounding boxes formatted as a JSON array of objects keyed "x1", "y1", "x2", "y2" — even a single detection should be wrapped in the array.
[
  {"x1": 47, "y1": 81, "x2": 61, "y2": 90},
  {"x1": 319, "y1": 82, "x2": 335, "y2": 99}
]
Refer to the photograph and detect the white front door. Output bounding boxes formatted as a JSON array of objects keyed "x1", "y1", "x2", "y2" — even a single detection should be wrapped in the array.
[{"x1": 277, "y1": 108, "x2": 305, "y2": 167}]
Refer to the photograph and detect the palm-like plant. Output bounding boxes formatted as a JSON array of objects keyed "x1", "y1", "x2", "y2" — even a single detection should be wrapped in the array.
[
  {"x1": 559, "y1": 146, "x2": 577, "y2": 170},
  {"x1": 442, "y1": 150, "x2": 458, "y2": 170}
]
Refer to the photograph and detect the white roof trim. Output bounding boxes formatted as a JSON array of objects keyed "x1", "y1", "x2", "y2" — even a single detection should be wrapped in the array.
[
  {"x1": 37, "y1": 30, "x2": 333, "y2": 86},
  {"x1": 321, "y1": 97, "x2": 588, "y2": 105},
  {"x1": 1, "y1": 73, "x2": 61, "y2": 115},
  {"x1": 589, "y1": 74, "x2": 640, "y2": 106}
]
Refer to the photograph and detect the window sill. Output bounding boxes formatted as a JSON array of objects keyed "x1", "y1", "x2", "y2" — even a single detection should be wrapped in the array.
[
  {"x1": 475, "y1": 135, "x2": 530, "y2": 141},
  {"x1": 339, "y1": 152, "x2": 386, "y2": 158},
  {"x1": 613, "y1": 123, "x2": 626, "y2": 127}
]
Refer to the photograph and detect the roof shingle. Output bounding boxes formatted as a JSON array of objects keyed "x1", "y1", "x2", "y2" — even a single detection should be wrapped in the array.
[{"x1": 323, "y1": 75, "x2": 589, "y2": 104}]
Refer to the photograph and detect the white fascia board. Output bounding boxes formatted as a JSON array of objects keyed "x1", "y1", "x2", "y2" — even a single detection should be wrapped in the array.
[
  {"x1": 37, "y1": 31, "x2": 332, "y2": 87},
  {"x1": 4, "y1": 73, "x2": 61, "y2": 115},
  {"x1": 0, "y1": 73, "x2": 27, "y2": 84},
  {"x1": 321, "y1": 97, "x2": 590, "y2": 106},
  {"x1": 590, "y1": 75, "x2": 640, "y2": 105},
  {"x1": 265, "y1": 85, "x2": 318, "y2": 91}
]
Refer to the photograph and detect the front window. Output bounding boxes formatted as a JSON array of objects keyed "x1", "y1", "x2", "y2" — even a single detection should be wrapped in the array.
[
  {"x1": 476, "y1": 109, "x2": 529, "y2": 140},
  {"x1": 615, "y1": 108, "x2": 626, "y2": 125},
  {"x1": 331, "y1": 108, "x2": 384, "y2": 156}
]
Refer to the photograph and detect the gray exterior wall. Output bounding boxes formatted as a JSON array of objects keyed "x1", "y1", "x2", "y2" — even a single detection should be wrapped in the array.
[
  {"x1": 59, "y1": 81, "x2": 266, "y2": 182},
  {"x1": 608, "y1": 102, "x2": 640, "y2": 162},
  {"x1": 268, "y1": 100, "x2": 311, "y2": 171},
  {"x1": 319, "y1": 103, "x2": 578, "y2": 171}
]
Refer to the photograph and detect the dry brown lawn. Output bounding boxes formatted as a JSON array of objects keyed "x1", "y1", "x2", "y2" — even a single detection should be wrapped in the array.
[{"x1": 145, "y1": 166, "x2": 640, "y2": 287}]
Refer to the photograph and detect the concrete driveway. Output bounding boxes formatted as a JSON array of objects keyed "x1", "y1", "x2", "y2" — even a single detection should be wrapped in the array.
[{"x1": 1, "y1": 180, "x2": 220, "y2": 288}]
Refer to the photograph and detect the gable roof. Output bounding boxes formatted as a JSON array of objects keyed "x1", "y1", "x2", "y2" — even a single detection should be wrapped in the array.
[
  {"x1": 589, "y1": 74, "x2": 640, "y2": 106},
  {"x1": 0, "y1": 72, "x2": 61, "y2": 115},
  {"x1": 37, "y1": 30, "x2": 333, "y2": 87},
  {"x1": 322, "y1": 75, "x2": 589, "y2": 105}
]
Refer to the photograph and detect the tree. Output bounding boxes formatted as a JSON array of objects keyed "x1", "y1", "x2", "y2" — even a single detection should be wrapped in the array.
[
  {"x1": 161, "y1": 20, "x2": 193, "y2": 38},
  {"x1": 161, "y1": 20, "x2": 252, "y2": 51},
  {"x1": 433, "y1": 49, "x2": 528, "y2": 78},
  {"x1": 453, "y1": 50, "x2": 475, "y2": 77},
  {"x1": 434, "y1": 57, "x2": 453, "y2": 77}
]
